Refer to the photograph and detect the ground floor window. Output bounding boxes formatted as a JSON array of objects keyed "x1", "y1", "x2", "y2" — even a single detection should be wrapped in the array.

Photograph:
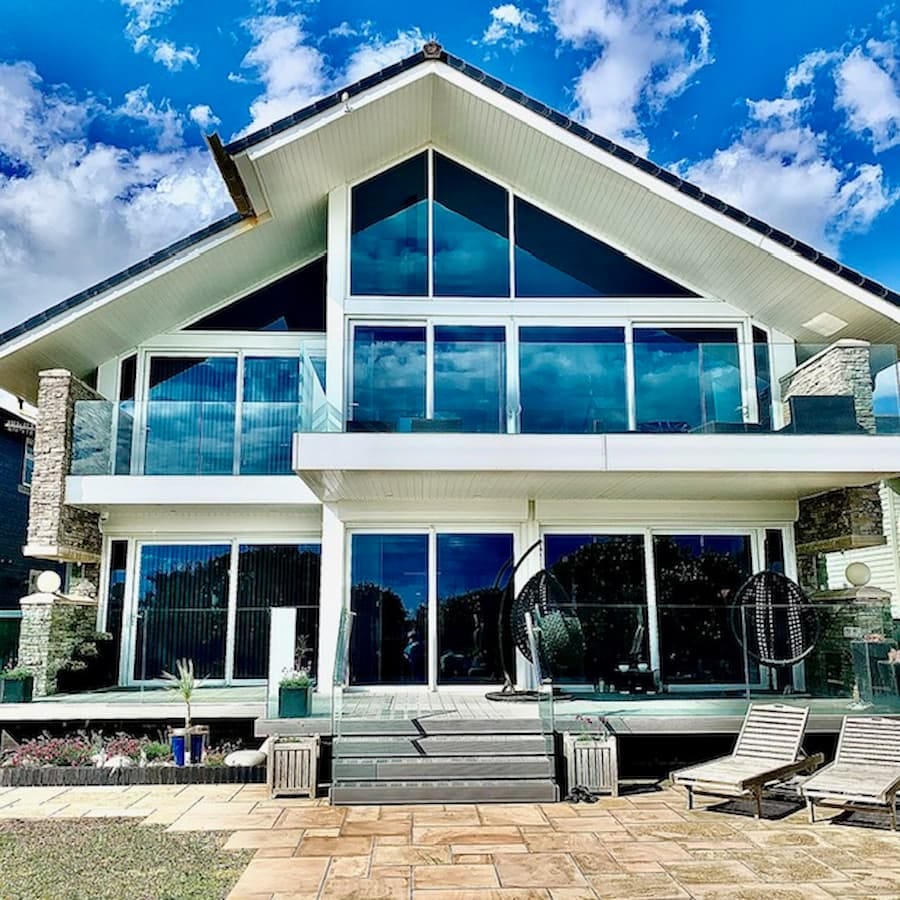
[
  {"x1": 120, "y1": 539, "x2": 320, "y2": 684},
  {"x1": 349, "y1": 531, "x2": 514, "y2": 687}
]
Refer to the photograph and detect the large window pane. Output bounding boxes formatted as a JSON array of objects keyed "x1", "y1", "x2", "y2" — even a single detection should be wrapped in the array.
[
  {"x1": 350, "y1": 534, "x2": 428, "y2": 685},
  {"x1": 519, "y1": 327, "x2": 627, "y2": 433},
  {"x1": 654, "y1": 534, "x2": 753, "y2": 685},
  {"x1": 350, "y1": 326, "x2": 426, "y2": 431},
  {"x1": 351, "y1": 153, "x2": 428, "y2": 296},
  {"x1": 134, "y1": 544, "x2": 230, "y2": 681},
  {"x1": 434, "y1": 326, "x2": 506, "y2": 432},
  {"x1": 634, "y1": 328, "x2": 742, "y2": 433},
  {"x1": 437, "y1": 533, "x2": 513, "y2": 684},
  {"x1": 433, "y1": 154, "x2": 509, "y2": 297},
  {"x1": 115, "y1": 354, "x2": 136, "y2": 475},
  {"x1": 515, "y1": 198, "x2": 696, "y2": 298},
  {"x1": 241, "y1": 357, "x2": 299, "y2": 474},
  {"x1": 234, "y1": 544, "x2": 321, "y2": 679},
  {"x1": 145, "y1": 357, "x2": 237, "y2": 474},
  {"x1": 546, "y1": 534, "x2": 648, "y2": 687}
]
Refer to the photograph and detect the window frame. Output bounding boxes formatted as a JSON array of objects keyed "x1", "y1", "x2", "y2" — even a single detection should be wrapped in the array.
[{"x1": 21, "y1": 435, "x2": 34, "y2": 490}]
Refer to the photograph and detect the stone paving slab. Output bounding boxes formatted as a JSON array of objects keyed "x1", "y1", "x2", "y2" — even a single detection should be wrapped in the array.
[{"x1": 1, "y1": 783, "x2": 900, "y2": 899}]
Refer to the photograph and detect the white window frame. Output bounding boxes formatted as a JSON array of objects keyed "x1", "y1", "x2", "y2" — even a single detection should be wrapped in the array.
[
  {"x1": 120, "y1": 535, "x2": 322, "y2": 687},
  {"x1": 346, "y1": 145, "x2": 706, "y2": 303},
  {"x1": 20, "y1": 435, "x2": 34, "y2": 490},
  {"x1": 345, "y1": 524, "x2": 520, "y2": 692}
]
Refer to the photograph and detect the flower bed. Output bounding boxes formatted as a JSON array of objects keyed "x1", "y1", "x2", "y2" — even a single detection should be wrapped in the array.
[{"x1": 0, "y1": 733, "x2": 265, "y2": 787}]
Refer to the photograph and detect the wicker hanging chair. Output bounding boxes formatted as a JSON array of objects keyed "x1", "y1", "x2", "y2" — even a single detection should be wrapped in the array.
[{"x1": 730, "y1": 570, "x2": 820, "y2": 667}]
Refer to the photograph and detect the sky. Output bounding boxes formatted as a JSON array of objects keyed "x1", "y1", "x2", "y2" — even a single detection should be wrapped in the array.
[{"x1": 0, "y1": 0, "x2": 899, "y2": 333}]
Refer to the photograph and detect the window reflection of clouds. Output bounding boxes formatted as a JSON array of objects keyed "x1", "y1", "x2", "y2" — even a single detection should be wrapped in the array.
[
  {"x1": 519, "y1": 327, "x2": 627, "y2": 433},
  {"x1": 434, "y1": 327, "x2": 506, "y2": 432}
]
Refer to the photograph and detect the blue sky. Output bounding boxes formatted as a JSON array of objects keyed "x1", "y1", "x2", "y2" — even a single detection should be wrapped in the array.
[{"x1": 0, "y1": 0, "x2": 899, "y2": 332}]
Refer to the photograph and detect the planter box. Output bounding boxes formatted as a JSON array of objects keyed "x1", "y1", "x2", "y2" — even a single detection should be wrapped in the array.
[
  {"x1": 563, "y1": 732, "x2": 619, "y2": 796},
  {"x1": 0, "y1": 765, "x2": 265, "y2": 788},
  {"x1": 278, "y1": 685, "x2": 313, "y2": 718},
  {"x1": 267, "y1": 736, "x2": 319, "y2": 798},
  {"x1": 0, "y1": 677, "x2": 33, "y2": 704}
]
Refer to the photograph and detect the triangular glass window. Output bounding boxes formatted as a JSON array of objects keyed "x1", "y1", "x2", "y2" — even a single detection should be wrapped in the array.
[
  {"x1": 186, "y1": 256, "x2": 326, "y2": 331},
  {"x1": 514, "y1": 198, "x2": 696, "y2": 298}
]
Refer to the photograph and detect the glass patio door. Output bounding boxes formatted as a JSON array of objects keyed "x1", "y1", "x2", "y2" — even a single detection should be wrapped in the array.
[{"x1": 132, "y1": 544, "x2": 230, "y2": 682}]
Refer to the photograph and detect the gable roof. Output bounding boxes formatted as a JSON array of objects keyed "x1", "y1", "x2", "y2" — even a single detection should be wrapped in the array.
[{"x1": 0, "y1": 41, "x2": 899, "y2": 400}]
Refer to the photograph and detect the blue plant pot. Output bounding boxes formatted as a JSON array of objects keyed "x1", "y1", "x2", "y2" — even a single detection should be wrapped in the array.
[
  {"x1": 278, "y1": 685, "x2": 313, "y2": 718},
  {"x1": 170, "y1": 731, "x2": 186, "y2": 767},
  {"x1": 189, "y1": 731, "x2": 206, "y2": 764}
]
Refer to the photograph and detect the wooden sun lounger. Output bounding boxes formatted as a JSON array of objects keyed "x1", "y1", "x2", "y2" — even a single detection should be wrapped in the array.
[
  {"x1": 801, "y1": 715, "x2": 900, "y2": 830},
  {"x1": 671, "y1": 703, "x2": 823, "y2": 818}
]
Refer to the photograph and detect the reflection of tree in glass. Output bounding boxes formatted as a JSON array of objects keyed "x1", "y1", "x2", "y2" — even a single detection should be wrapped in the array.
[
  {"x1": 548, "y1": 537, "x2": 647, "y2": 687},
  {"x1": 653, "y1": 537, "x2": 751, "y2": 685},
  {"x1": 350, "y1": 582, "x2": 424, "y2": 684},
  {"x1": 438, "y1": 587, "x2": 506, "y2": 682}
]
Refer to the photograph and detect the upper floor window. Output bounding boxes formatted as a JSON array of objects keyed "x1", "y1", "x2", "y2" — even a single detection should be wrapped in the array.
[{"x1": 349, "y1": 149, "x2": 696, "y2": 299}]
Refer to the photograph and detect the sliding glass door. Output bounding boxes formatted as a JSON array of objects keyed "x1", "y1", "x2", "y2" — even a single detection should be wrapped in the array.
[{"x1": 348, "y1": 531, "x2": 515, "y2": 687}]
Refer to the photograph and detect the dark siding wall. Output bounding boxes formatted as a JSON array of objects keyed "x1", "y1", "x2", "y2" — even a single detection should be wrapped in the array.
[{"x1": 0, "y1": 427, "x2": 31, "y2": 610}]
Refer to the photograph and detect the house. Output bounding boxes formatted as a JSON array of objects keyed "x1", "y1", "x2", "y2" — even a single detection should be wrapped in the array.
[
  {"x1": 1, "y1": 41, "x2": 900, "y2": 704},
  {"x1": 0, "y1": 391, "x2": 40, "y2": 667}
]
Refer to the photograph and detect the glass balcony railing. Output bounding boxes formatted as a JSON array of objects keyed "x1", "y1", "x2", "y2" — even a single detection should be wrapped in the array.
[
  {"x1": 530, "y1": 600, "x2": 900, "y2": 710},
  {"x1": 69, "y1": 340, "x2": 900, "y2": 476}
]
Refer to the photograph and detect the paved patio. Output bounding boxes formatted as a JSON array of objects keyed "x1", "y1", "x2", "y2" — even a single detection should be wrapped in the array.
[{"x1": 2, "y1": 782, "x2": 900, "y2": 899}]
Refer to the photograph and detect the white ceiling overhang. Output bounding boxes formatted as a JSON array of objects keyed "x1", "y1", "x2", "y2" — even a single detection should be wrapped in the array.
[
  {"x1": 2, "y1": 61, "x2": 900, "y2": 401},
  {"x1": 293, "y1": 433, "x2": 900, "y2": 503}
]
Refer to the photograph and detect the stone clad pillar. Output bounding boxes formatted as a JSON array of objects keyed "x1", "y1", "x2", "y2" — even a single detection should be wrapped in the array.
[
  {"x1": 779, "y1": 339, "x2": 875, "y2": 433},
  {"x1": 25, "y1": 369, "x2": 103, "y2": 564},
  {"x1": 18, "y1": 589, "x2": 98, "y2": 697}
]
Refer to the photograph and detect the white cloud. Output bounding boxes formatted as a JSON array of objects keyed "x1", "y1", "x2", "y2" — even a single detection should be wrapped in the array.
[
  {"x1": 682, "y1": 45, "x2": 899, "y2": 255},
  {"x1": 835, "y1": 42, "x2": 900, "y2": 151},
  {"x1": 240, "y1": 15, "x2": 329, "y2": 133},
  {"x1": 189, "y1": 104, "x2": 220, "y2": 130},
  {"x1": 238, "y1": 15, "x2": 425, "y2": 135},
  {"x1": 120, "y1": 0, "x2": 198, "y2": 71},
  {"x1": 0, "y1": 61, "x2": 230, "y2": 332},
  {"x1": 343, "y1": 29, "x2": 425, "y2": 83},
  {"x1": 480, "y1": 4, "x2": 541, "y2": 52},
  {"x1": 548, "y1": 0, "x2": 712, "y2": 156}
]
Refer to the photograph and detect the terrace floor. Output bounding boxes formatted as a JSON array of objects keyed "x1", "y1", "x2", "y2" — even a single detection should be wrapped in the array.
[{"x1": 2, "y1": 781, "x2": 900, "y2": 899}]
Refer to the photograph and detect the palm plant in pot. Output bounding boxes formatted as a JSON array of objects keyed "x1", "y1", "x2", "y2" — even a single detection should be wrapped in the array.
[
  {"x1": 0, "y1": 662, "x2": 34, "y2": 703},
  {"x1": 279, "y1": 636, "x2": 315, "y2": 718},
  {"x1": 162, "y1": 658, "x2": 207, "y2": 764}
]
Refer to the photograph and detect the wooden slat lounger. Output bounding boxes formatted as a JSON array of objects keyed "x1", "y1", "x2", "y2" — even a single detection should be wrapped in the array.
[
  {"x1": 671, "y1": 703, "x2": 823, "y2": 818},
  {"x1": 801, "y1": 715, "x2": 900, "y2": 830}
]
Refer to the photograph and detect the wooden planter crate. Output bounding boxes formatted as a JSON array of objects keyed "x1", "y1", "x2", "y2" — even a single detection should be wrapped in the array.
[
  {"x1": 562, "y1": 732, "x2": 619, "y2": 796},
  {"x1": 267, "y1": 735, "x2": 319, "y2": 798}
]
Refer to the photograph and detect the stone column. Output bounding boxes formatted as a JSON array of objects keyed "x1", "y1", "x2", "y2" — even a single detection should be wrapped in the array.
[
  {"x1": 779, "y1": 339, "x2": 875, "y2": 433},
  {"x1": 18, "y1": 591, "x2": 98, "y2": 697},
  {"x1": 25, "y1": 369, "x2": 103, "y2": 564}
]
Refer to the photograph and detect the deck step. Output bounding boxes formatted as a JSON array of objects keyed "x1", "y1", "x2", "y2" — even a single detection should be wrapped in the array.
[
  {"x1": 330, "y1": 779, "x2": 559, "y2": 805},
  {"x1": 337, "y1": 718, "x2": 542, "y2": 737},
  {"x1": 333, "y1": 734, "x2": 551, "y2": 758},
  {"x1": 333, "y1": 755, "x2": 554, "y2": 781}
]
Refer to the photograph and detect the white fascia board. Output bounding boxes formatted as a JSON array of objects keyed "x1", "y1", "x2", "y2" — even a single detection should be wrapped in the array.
[
  {"x1": 604, "y1": 434, "x2": 900, "y2": 474},
  {"x1": 66, "y1": 475, "x2": 321, "y2": 508},
  {"x1": 0, "y1": 216, "x2": 261, "y2": 362},
  {"x1": 434, "y1": 66, "x2": 900, "y2": 327},
  {"x1": 295, "y1": 432, "x2": 900, "y2": 477},
  {"x1": 242, "y1": 64, "x2": 440, "y2": 163}
]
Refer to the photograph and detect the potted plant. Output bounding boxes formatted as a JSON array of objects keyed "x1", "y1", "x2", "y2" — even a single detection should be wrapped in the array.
[
  {"x1": 278, "y1": 637, "x2": 315, "y2": 719},
  {"x1": 162, "y1": 658, "x2": 207, "y2": 765},
  {"x1": 0, "y1": 663, "x2": 34, "y2": 703},
  {"x1": 562, "y1": 713, "x2": 619, "y2": 797}
]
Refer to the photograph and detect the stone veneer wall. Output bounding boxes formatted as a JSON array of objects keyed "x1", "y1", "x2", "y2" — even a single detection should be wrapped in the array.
[
  {"x1": 18, "y1": 594, "x2": 98, "y2": 697},
  {"x1": 779, "y1": 339, "x2": 875, "y2": 433},
  {"x1": 26, "y1": 369, "x2": 103, "y2": 563}
]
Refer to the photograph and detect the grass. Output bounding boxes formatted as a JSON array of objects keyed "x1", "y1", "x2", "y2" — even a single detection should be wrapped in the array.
[{"x1": 0, "y1": 819, "x2": 253, "y2": 900}]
